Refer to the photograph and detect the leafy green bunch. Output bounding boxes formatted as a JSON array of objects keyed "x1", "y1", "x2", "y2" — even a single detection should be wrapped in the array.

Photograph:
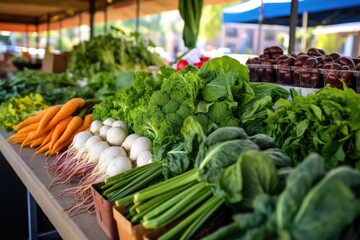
[
  {"x1": 67, "y1": 28, "x2": 164, "y2": 79},
  {"x1": 266, "y1": 84, "x2": 360, "y2": 169},
  {"x1": 92, "y1": 70, "x2": 162, "y2": 124},
  {"x1": 131, "y1": 68, "x2": 205, "y2": 148},
  {"x1": 204, "y1": 153, "x2": 360, "y2": 240},
  {"x1": 0, "y1": 69, "x2": 92, "y2": 105}
]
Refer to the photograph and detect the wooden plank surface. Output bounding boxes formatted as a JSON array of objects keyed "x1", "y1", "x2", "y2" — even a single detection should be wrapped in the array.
[{"x1": 0, "y1": 130, "x2": 108, "y2": 240}]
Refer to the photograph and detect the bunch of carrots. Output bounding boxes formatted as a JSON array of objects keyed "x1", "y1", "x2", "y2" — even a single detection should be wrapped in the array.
[{"x1": 7, "y1": 97, "x2": 98, "y2": 157}]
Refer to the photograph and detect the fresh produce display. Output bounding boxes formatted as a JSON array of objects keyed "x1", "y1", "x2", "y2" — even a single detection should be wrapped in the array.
[
  {"x1": 3, "y1": 50, "x2": 360, "y2": 240},
  {"x1": 0, "y1": 69, "x2": 93, "y2": 105},
  {"x1": 67, "y1": 27, "x2": 165, "y2": 79},
  {"x1": 0, "y1": 93, "x2": 49, "y2": 131},
  {"x1": 266, "y1": 84, "x2": 360, "y2": 169},
  {"x1": 204, "y1": 153, "x2": 360, "y2": 240},
  {"x1": 7, "y1": 98, "x2": 95, "y2": 156},
  {"x1": 47, "y1": 117, "x2": 153, "y2": 215}
]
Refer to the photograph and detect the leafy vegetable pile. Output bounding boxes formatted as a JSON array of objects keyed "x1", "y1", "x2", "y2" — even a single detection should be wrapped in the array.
[
  {"x1": 0, "y1": 69, "x2": 93, "y2": 105},
  {"x1": 266, "y1": 84, "x2": 360, "y2": 169},
  {"x1": 205, "y1": 153, "x2": 360, "y2": 240},
  {"x1": 0, "y1": 93, "x2": 49, "y2": 131},
  {"x1": 93, "y1": 56, "x2": 287, "y2": 151},
  {"x1": 67, "y1": 28, "x2": 164, "y2": 79}
]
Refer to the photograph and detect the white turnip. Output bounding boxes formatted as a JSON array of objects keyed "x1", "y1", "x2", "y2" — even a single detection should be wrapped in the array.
[
  {"x1": 106, "y1": 156, "x2": 132, "y2": 177},
  {"x1": 99, "y1": 125, "x2": 111, "y2": 140},
  {"x1": 106, "y1": 127, "x2": 127, "y2": 146},
  {"x1": 122, "y1": 133, "x2": 140, "y2": 152},
  {"x1": 97, "y1": 146, "x2": 127, "y2": 172},
  {"x1": 103, "y1": 117, "x2": 116, "y2": 126},
  {"x1": 112, "y1": 120, "x2": 128, "y2": 131},
  {"x1": 129, "y1": 136, "x2": 152, "y2": 161},
  {"x1": 90, "y1": 120, "x2": 103, "y2": 135},
  {"x1": 136, "y1": 151, "x2": 152, "y2": 167}
]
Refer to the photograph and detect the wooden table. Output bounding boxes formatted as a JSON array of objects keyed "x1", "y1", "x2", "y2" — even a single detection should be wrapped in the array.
[{"x1": 0, "y1": 130, "x2": 108, "y2": 240}]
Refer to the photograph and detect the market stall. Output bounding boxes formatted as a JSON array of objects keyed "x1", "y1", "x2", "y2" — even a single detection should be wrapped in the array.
[{"x1": 1, "y1": 1, "x2": 360, "y2": 240}]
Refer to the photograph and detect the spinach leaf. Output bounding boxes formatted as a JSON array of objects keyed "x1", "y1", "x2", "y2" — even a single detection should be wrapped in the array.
[
  {"x1": 216, "y1": 150, "x2": 279, "y2": 207},
  {"x1": 291, "y1": 172, "x2": 360, "y2": 240},
  {"x1": 276, "y1": 153, "x2": 325, "y2": 229}
]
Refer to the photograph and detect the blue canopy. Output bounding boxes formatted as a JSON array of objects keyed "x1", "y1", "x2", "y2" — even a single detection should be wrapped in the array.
[{"x1": 223, "y1": 0, "x2": 360, "y2": 26}]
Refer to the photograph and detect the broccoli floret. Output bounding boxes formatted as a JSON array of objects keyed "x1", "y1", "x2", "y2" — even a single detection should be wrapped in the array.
[
  {"x1": 162, "y1": 99, "x2": 180, "y2": 114},
  {"x1": 161, "y1": 71, "x2": 204, "y2": 111},
  {"x1": 149, "y1": 91, "x2": 170, "y2": 107}
]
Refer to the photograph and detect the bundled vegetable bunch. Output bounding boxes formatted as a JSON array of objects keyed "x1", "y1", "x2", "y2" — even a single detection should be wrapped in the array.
[
  {"x1": 7, "y1": 98, "x2": 94, "y2": 156},
  {"x1": 205, "y1": 153, "x2": 360, "y2": 240},
  {"x1": 0, "y1": 93, "x2": 49, "y2": 131},
  {"x1": 47, "y1": 117, "x2": 154, "y2": 216},
  {"x1": 67, "y1": 27, "x2": 164, "y2": 79},
  {"x1": 266, "y1": 84, "x2": 360, "y2": 169}
]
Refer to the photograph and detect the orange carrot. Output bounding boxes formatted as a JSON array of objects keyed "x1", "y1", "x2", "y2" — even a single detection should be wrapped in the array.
[
  {"x1": 52, "y1": 116, "x2": 83, "y2": 151},
  {"x1": 77, "y1": 114, "x2": 93, "y2": 132},
  {"x1": 15, "y1": 108, "x2": 49, "y2": 131},
  {"x1": 36, "y1": 105, "x2": 62, "y2": 134},
  {"x1": 51, "y1": 136, "x2": 74, "y2": 155},
  {"x1": 33, "y1": 142, "x2": 50, "y2": 157},
  {"x1": 29, "y1": 135, "x2": 47, "y2": 148},
  {"x1": 48, "y1": 116, "x2": 73, "y2": 151},
  {"x1": 17, "y1": 122, "x2": 40, "y2": 134},
  {"x1": 20, "y1": 130, "x2": 50, "y2": 151},
  {"x1": 6, "y1": 132, "x2": 30, "y2": 143},
  {"x1": 39, "y1": 128, "x2": 55, "y2": 148},
  {"x1": 40, "y1": 98, "x2": 85, "y2": 133}
]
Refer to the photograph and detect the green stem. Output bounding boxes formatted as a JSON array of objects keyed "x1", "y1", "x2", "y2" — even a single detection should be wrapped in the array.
[
  {"x1": 115, "y1": 193, "x2": 135, "y2": 210},
  {"x1": 134, "y1": 168, "x2": 197, "y2": 204},
  {"x1": 103, "y1": 163, "x2": 161, "y2": 196},
  {"x1": 142, "y1": 182, "x2": 211, "y2": 229},
  {"x1": 180, "y1": 196, "x2": 224, "y2": 240},
  {"x1": 103, "y1": 162, "x2": 158, "y2": 185},
  {"x1": 158, "y1": 196, "x2": 222, "y2": 240},
  {"x1": 108, "y1": 167, "x2": 163, "y2": 201}
]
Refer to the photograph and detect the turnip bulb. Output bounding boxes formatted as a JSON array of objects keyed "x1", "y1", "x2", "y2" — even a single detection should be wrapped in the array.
[
  {"x1": 122, "y1": 133, "x2": 140, "y2": 152},
  {"x1": 103, "y1": 117, "x2": 116, "y2": 126},
  {"x1": 112, "y1": 120, "x2": 128, "y2": 131},
  {"x1": 106, "y1": 127, "x2": 127, "y2": 146},
  {"x1": 136, "y1": 151, "x2": 152, "y2": 167},
  {"x1": 129, "y1": 136, "x2": 152, "y2": 161},
  {"x1": 99, "y1": 125, "x2": 111, "y2": 140},
  {"x1": 90, "y1": 120, "x2": 103, "y2": 135},
  {"x1": 106, "y1": 156, "x2": 132, "y2": 177}
]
